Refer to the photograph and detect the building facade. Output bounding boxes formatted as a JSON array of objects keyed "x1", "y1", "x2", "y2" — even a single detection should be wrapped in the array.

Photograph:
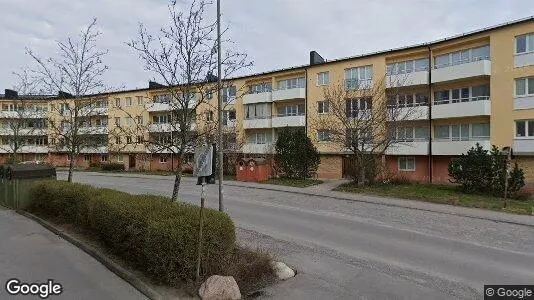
[{"x1": 1, "y1": 17, "x2": 534, "y2": 187}]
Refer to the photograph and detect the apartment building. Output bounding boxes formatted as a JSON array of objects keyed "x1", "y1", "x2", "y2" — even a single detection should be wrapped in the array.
[{"x1": 1, "y1": 17, "x2": 534, "y2": 186}]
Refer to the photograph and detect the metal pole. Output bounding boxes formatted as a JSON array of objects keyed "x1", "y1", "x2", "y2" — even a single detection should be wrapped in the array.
[
  {"x1": 196, "y1": 180, "x2": 206, "y2": 282},
  {"x1": 217, "y1": 0, "x2": 224, "y2": 212},
  {"x1": 503, "y1": 150, "x2": 511, "y2": 208}
]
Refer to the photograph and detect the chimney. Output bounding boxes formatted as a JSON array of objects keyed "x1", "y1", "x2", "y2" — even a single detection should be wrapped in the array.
[
  {"x1": 58, "y1": 91, "x2": 73, "y2": 99},
  {"x1": 149, "y1": 81, "x2": 166, "y2": 89},
  {"x1": 4, "y1": 89, "x2": 18, "y2": 99},
  {"x1": 205, "y1": 72, "x2": 218, "y2": 83},
  {"x1": 310, "y1": 51, "x2": 325, "y2": 65}
]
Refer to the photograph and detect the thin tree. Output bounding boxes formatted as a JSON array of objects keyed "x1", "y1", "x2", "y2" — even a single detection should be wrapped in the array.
[
  {"x1": 25, "y1": 18, "x2": 109, "y2": 182},
  {"x1": 311, "y1": 75, "x2": 426, "y2": 186},
  {"x1": 127, "y1": 0, "x2": 251, "y2": 201}
]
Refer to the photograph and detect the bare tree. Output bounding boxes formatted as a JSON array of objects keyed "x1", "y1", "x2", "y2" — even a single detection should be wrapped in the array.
[
  {"x1": 0, "y1": 70, "x2": 49, "y2": 163},
  {"x1": 127, "y1": 0, "x2": 251, "y2": 201},
  {"x1": 311, "y1": 75, "x2": 427, "y2": 186},
  {"x1": 25, "y1": 18, "x2": 109, "y2": 182}
]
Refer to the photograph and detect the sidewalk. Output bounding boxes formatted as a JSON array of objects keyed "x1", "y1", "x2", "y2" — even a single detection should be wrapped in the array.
[{"x1": 64, "y1": 171, "x2": 534, "y2": 227}]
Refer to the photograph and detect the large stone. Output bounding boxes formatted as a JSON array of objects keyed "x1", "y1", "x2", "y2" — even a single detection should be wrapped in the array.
[
  {"x1": 272, "y1": 261, "x2": 295, "y2": 280},
  {"x1": 199, "y1": 275, "x2": 241, "y2": 300}
]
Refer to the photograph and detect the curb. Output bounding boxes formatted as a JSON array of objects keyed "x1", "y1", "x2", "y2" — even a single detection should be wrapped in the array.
[
  {"x1": 63, "y1": 171, "x2": 534, "y2": 228},
  {"x1": 16, "y1": 210, "x2": 163, "y2": 300}
]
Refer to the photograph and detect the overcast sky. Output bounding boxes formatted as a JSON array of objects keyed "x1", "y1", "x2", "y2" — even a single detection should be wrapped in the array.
[{"x1": 1, "y1": 0, "x2": 532, "y2": 92}]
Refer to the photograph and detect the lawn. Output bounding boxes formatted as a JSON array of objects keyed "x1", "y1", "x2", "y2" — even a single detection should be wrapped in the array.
[
  {"x1": 261, "y1": 178, "x2": 323, "y2": 188},
  {"x1": 334, "y1": 183, "x2": 534, "y2": 215}
]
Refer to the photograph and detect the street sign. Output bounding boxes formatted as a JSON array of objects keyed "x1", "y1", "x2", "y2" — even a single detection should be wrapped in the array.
[{"x1": 194, "y1": 145, "x2": 213, "y2": 177}]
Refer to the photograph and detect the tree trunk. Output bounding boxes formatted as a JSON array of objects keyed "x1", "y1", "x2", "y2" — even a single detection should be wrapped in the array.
[
  {"x1": 67, "y1": 152, "x2": 75, "y2": 182},
  {"x1": 357, "y1": 155, "x2": 365, "y2": 187},
  {"x1": 171, "y1": 160, "x2": 183, "y2": 202}
]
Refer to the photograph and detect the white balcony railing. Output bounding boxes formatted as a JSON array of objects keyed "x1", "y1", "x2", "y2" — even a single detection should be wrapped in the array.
[
  {"x1": 387, "y1": 105, "x2": 428, "y2": 121},
  {"x1": 79, "y1": 146, "x2": 108, "y2": 154},
  {"x1": 243, "y1": 118, "x2": 272, "y2": 129},
  {"x1": 514, "y1": 95, "x2": 534, "y2": 110},
  {"x1": 0, "y1": 111, "x2": 47, "y2": 119},
  {"x1": 78, "y1": 126, "x2": 108, "y2": 135},
  {"x1": 243, "y1": 91, "x2": 272, "y2": 104},
  {"x1": 242, "y1": 143, "x2": 274, "y2": 154},
  {"x1": 386, "y1": 71, "x2": 428, "y2": 88},
  {"x1": 432, "y1": 139, "x2": 490, "y2": 155},
  {"x1": 271, "y1": 115, "x2": 305, "y2": 127},
  {"x1": 513, "y1": 138, "x2": 534, "y2": 154},
  {"x1": 0, "y1": 128, "x2": 47, "y2": 136},
  {"x1": 386, "y1": 140, "x2": 429, "y2": 155},
  {"x1": 432, "y1": 59, "x2": 491, "y2": 83},
  {"x1": 514, "y1": 52, "x2": 534, "y2": 68},
  {"x1": 432, "y1": 97, "x2": 491, "y2": 119},
  {"x1": 272, "y1": 88, "x2": 305, "y2": 102}
]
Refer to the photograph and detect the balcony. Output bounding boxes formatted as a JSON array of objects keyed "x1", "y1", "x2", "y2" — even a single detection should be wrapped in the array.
[
  {"x1": 432, "y1": 139, "x2": 491, "y2": 155},
  {"x1": 147, "y1": 99, "x2": 197, "y2": 112},
  {"x1": 243, "y1": 118, "x2": 272, "y2": 129},
  {"x1": 79, "y1": 126, "x2": 108, "y2": 135},
  {"x1": 513, "y1": 95, "x2": 534, "y2": 110},
  {"x1": 0, "y1": 111, "x2": 47, "y2": 119},
  {"x1": 243, "y1": 91, "x2": 272, "y2": 104},
  {"x1": 79, "y1": 106, "x2": 108, "y2": 116},
  {"x1": 147, "y1": 122, "x2": 196, "y2": 132},
  {"x1": 386, "y1": 71, "x2": 428, "y2": 88},
  {"x1": 242, "y1": 143, "x2": 274, "y2": 154},
  {"x1": 272, "y1": 115, "x2": 305, "y2": 128},
  {"x1": 432, "y1": 97, "x2": 490, "y2": 119},
  {"x1": 432, "y1": 59, "x2": 491, "y2": 83},
  {"x1": 79, "y1": 146, "x2": 108, "y2": 154},
  {"x1": 386, "y1": 141, "x2": 429, "y2": 155},
  {"x1": 272, "y1": 88, "x2": 305, "y2": 102},
  {"x1": 387, "y1": 106, "x2": 428, "y2": 121},
  {"x1": 0, "y1": 128, "x2": 47, "y2": 136},
  {"x1": 514, "y1": 52, "x2": 534, "y2": 68},
  {"x1": 514, "y1": 138, "x2": 534, "y2": 155}
]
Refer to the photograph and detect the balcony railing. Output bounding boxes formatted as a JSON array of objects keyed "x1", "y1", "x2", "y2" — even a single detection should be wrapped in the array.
[
  {"x1": 434, "y1": 56, "x2": 490, "y2": 69},
  {"x1": 434, "y1": 95, "x2": 490, "y2": 105},
  {"x1": 345, "y1": 79, "x2": 372, "y2": 90}
]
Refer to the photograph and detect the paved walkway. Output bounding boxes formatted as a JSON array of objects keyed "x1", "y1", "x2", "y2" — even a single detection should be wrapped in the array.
[
  {"x1": 71, "y1": 171, "x2": 534, "y2": 227},
  {"x1": 0, "y1": 207, "x2": 146, "y2": 300}
]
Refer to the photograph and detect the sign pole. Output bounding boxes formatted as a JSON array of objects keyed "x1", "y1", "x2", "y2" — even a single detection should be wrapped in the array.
[
  {"x1": 196, "y1": 179, "x2": 206, "y2": 282},
  {"x1": 217, "y1": 0, "x2": 224, "y2": 212}
]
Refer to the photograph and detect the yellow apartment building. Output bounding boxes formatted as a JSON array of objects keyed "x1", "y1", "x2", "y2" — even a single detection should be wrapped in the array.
[{"x1": 1, "y1": 16, "x2": 534, "y2": 188}]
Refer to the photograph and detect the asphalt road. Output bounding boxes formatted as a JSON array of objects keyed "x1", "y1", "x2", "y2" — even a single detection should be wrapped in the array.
[
  {"x1": 0, "y1": 207, "x2": 147, "y2": 300},
  {"x1": 62, "y1": 171, "x2": 534, "y2": 300}
]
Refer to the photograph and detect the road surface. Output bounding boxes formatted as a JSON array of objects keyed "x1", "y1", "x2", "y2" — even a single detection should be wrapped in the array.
[
  {"x1": 0, "y1": 206, "x2": 147, "y2": 300},
  {"x1": 62, "y1": 171, "x2": 534, "y2": 300}
]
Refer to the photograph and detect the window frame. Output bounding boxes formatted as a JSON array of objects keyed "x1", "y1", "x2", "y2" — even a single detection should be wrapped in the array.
[
  {"x1": 317, "y1": 72, "x2": 330, "y2": 86},
  {"x1": 515, "y1": 120, "x2": 534, "y2": 138},
  {"x1": 515, "y1": 77, "x2": 534, "y2": 97},
  {"x1": 317, "y1": 130, "x2": 332, "y2": 142},
  {"x1": 515, "y1": 33, "x2": 534, "y2": 54},
  {"x1": 398, "y1": 157, "x2": 416, "y2": 172}
]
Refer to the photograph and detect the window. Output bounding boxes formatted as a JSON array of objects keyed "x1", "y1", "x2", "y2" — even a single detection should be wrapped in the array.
[
  {"x1": 245, "y1": 103, "x2": 271, "y2": 119},
  {"x1": 346, "y1": 97, "x2": 372, "y2": 118},
  {"x1": 471, "y1": 123, "x2": 490, "y2": 139},
  {"x1": 222, "y1": 86, "x2": 236, "y2": 103},
  {"x1": 205, "y1": 91, "x2": 213, "y2": 99},
  {"x1": 387, "y1": 59, "x2": 429, "y2": 76},
  {"x1": 101, "y1": 155, "x2": 108, "y2": 162},
  {"x1": 434, "y1": 45, "x2": 489, "y2": 68},
  {"x1": 153, "y1": 114, "x2": 169, "y2": 124},
  {"x1": 317, "y1": 72, "x2": 329, "y2": 86},
  {"x1": 345, "y1": 66, "x2": 372, "y2": 89},
  {"x1": 126, "y1": 136, "x2": 133, "y2": 144},
  {"x1": 160, "y1": 156, "x2": 168, "y2": 163},
  {"x1": 223, "y1": 110, "x2": 236, "y2": 126},
  {"x1": 415, "y1": 93, "x2": 429, "y2": 106},
  {"x1": 115, "y1": 98, "x2": 121, "y2": 107},
  {"x1": 117, "y1": 155, "x2": 124, "y2": 163},
  {"x1": 136, "y1": 116, "x2": 143, "y2": 125},
  {"x1": 205, "y1": 111, "x2": 214, "y2": 122},
  {"x1": 516, "y1": 120, "x2": 534, "y2": 137},
  {"x1": 247, "y1": 132, "x2": 272, "y2": 144},
  {"x1": 318, "y1": 101, "x2": 329, "y2": 114},
  {"x1": 126, "y1": 117, "x2": 133, "y2": 126},
  {"x1": 516, "y1": 33, "x2": 534, "y2": 54},
  {"x1": 346, "y1": 129, "x2": 372, "y2": 147},
  {"x1": 278, "y1": 104, "x2": 305, "y2": 117},
  {"x1": 472, "y1": 85, "x2": 490, "y2": 100},
  {"x1": 114, "y1": 117, "x2": 120, "y2": 126},
  {"x1": 278, "y1": 77, "x2": 305, "y2": 90},
  {"x1": 249, "y1": 82, "x2": 272, "y2": 94},
  {"x1": 317, "y1": 130, "x2": 331, "y2": 142},
  {"x1": 515, "y1": 77, "x2": 534, "y2": 96},
  {"x1": 115, "y1": 137, "x2": 121, "y2": 144},
  {"x1": 436, "y1": 125, "x2": 450, "y2": 139},
  {"x1": 137, "y1": 96, "x2": 143, "y2": 105},
  {"x1": 137, "y1": 136, "x2": 143, "y2": 143},
  {"x1": 414, "y1": 59, "x2": 429, "y2": 72},
  {"x1": 84, "y1": 155, "x2": 91, "y2": 162},
  {"x1": 398, "y1": 157, "x2": 415, "y2": 171},
  {"x1": 436, "y1": 124, "x2": 490, "y2": 141}
]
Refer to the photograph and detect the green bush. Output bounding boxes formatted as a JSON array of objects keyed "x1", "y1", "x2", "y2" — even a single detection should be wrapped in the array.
[
  {"x1": 27, "y1": 181, "x2": 236, "y2": 283},
  {"x1": 101, "y1": 162, "x2": 125, "y2": 171},
  {"x1": 275, "y1": 127, "x2": 320, "y2": 178}
]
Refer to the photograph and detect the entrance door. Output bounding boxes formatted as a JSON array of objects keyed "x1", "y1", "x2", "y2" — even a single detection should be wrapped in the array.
[{"x1": 129, "y1": 155, "x2": 136, "y2": 170}]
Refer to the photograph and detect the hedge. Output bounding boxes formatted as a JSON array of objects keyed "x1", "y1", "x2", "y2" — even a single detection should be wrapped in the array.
[
  {"x1": 27, "y1": 181, "x2": 236, "y2": 283},
  {"x1": 101, "y1": 162, "x2": 125, "y2": 171}
]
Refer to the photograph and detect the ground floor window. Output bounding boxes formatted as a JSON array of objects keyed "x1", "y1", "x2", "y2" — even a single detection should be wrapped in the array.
[
  {"x1": 84, "y1": 155, "x2": 91, "y2": 161},
  {"x1": 398, "y1": 156, "x2": 415, "y2": 171},
  {"x1": 101, "y1": 155, "x2": 108, "y2": 162},
  {"x1": 35, "y1": 154, "x2": 44, "y2": 162},
  {"x1": 160, "y1": 156, "x2": 168, "y2": 163},
  {"x1": 117, "y1": 155, "x2": 124, "y2": 163}
]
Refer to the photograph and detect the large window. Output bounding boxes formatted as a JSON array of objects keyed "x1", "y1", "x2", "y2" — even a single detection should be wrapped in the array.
[
  {"x1": 434, "y1": 45, "x2": 490, "y2": 68},
  {"x1": 516, "y1": 33, "x2": 534, "y2": 54},
  {"x1": 516, "y1": 120, "x2": 534, "y2": 137},
  {"x1": 317, "y1": 130, "x2": 331, "y2": 142},
  {"x1": 152, "y1": 114, "x2": 170, "y2": 124},
  {"x1": 515, "y1": 77, "x2": 534, "y2": 96},
  {"x1": 434, "y1": 85, "x2": 490, "y2": 104},
  {"x1": 278, "y1": 104, "x2": 305, "y2": 117},
  {"x1": 387, "y1": 58, "x2": 429, "y2": 75},
  {"x1": 222, "y1": 86, "x2": 236, "y2": 102},
  {"x1": 387, "y1": 92, "x2": 429, "y2": 108},
  {"x1": 317, "y1": 101, "x2": 329, "y2": 114},
  {"x1": 245, "y1": 103, "x2": 271, "y2": 119},
  {"x1": 249, "y1": 82, "x2": 272, "y2": 94},
  {"x1": 345, "y1": 65, "x2": 372, "y2": 89},
  {"x1": 435, "y1": 123, "x2": 490, "y2": 141},
  {"x1": 317, "y1": 72, "x2": 330, "y2": 86},
  {"x1": 154, "y1": 94, "x2": 171, "y2": 104},
  {"x1": 394, "y1": 127, "x2": 429, "y2": 141},
  {"x1": 346, "y1": 97, "x2": 372, "y2": 118},
  {"x1": 248, "y1": 132, "x2": 272, "y2": 144},
  {"x1": 398, "y1": 157, "x2": 415, "y2": 171},
  {"x1": 278, "y1": 77, "x2": 305, "y2": 90}
]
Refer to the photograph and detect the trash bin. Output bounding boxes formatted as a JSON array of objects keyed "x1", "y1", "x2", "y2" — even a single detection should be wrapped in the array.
[
  {"x1": 236, "y1": 158, "x2": 272, "y2": 182},
  {"x1": 0, "y1": 163, "x2": 56, "y2": 209}
]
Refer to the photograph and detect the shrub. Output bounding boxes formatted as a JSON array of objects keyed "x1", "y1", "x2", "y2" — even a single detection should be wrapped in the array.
[
  {"x1": 275, "y1": 127, "x2": 320, "y2": 178},
  {"x1": 88, "y1": 162, "x2": 102, "y2": 169},
  {"x1": 344, "y1": 154, "x2": 379, "y2": 185},
  {"x1": 101, "y1": 162, "x2": 125, "y2": 172},
  {"x1": 27, "y1": 181, "x2": 236, "y2": 283}
]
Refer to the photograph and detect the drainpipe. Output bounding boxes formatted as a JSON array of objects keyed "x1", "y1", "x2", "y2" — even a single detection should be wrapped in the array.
[
  {"x1": 304, "y1": 68, "x2": 308, "y2": 136},
  {"x1": 427, "y1": 46, "x2": 433, "y2": 184}
]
